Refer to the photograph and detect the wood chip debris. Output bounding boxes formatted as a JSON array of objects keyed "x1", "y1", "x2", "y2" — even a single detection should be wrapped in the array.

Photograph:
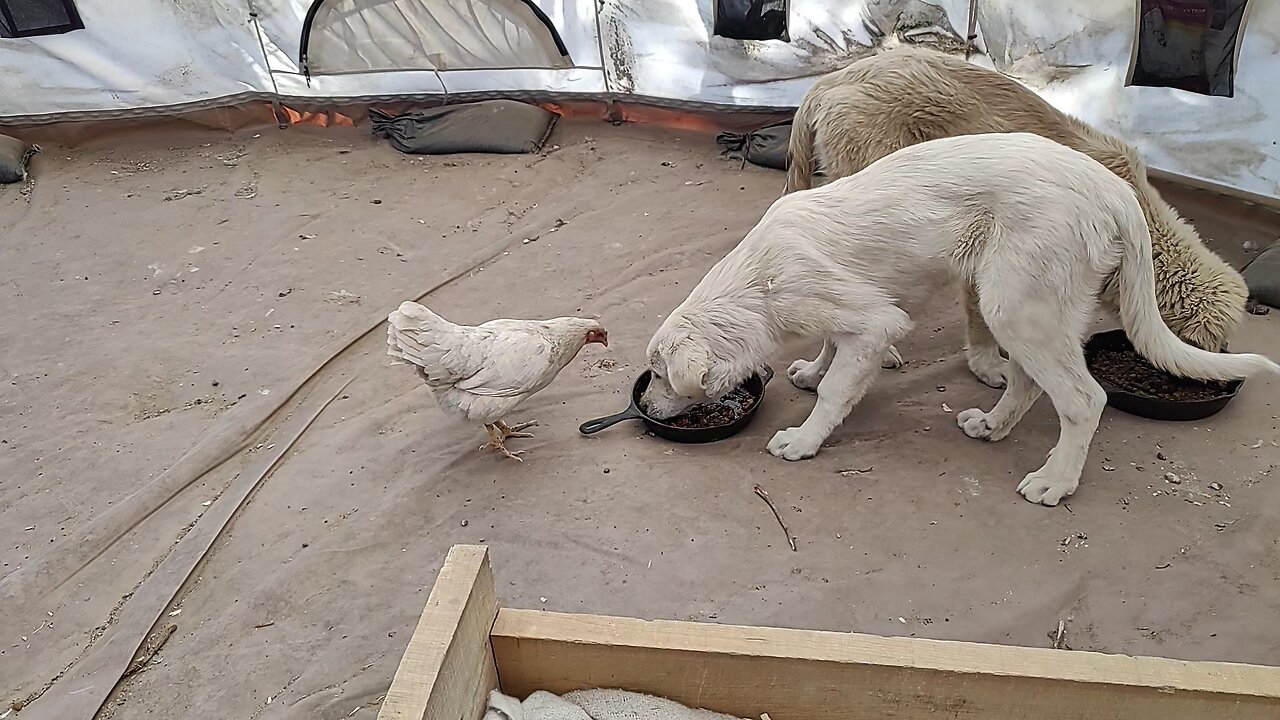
[
  {"x1": 838, "y1": 466, "x2": 873, "y2": 477},
  {"x1": 1050, "y1": 619, "x2": 1067, "y2": 650}
]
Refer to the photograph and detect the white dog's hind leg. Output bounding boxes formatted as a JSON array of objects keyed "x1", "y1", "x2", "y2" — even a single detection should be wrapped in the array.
[
  {"x1": 1011, "y1": 350, "x2": 1106, "y2": 506},
  {"x1": 957, "y1": 359, "x2": 1042, "y2": 441},
  {"x1": 788, "y1": 340, "x2": 835, "y2": 391},
  {"x1": 984, "y1": 312, "x2": 1105, "y2": 505},
  {"x1": 963, "y1": 285, "x2": 1007, "y2": 388},
  {"x1": 769, "y1": 312, "x2": 910, "y2": 461}
]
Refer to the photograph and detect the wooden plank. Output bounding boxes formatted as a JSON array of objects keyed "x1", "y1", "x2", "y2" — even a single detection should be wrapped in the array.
[
  {"x1": 491, "y1": 609, "x2": 1280, "y2": 720},
  {"x1": 379, "y1": 545, "x2": 499, "y2": 720}
]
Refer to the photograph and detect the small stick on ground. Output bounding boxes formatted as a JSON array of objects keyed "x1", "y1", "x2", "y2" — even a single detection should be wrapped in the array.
[
  {"x1": 753, "y1": 484, "x2": 796, "y2": 552},
  {"x1": 125, "y1": 624, "x2": 177, "y2": 676},
  {"x1": 1051, "y1": 619, "x2": 1068, "y2": 650}
]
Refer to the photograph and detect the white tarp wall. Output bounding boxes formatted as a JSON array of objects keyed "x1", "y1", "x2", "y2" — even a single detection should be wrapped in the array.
[
  {"x1": 0, "y1": 0, "x2": 1276, "y2": 202},
  {"x1": 978, "y1": 1, "x2": 1279, "y2": 205}
]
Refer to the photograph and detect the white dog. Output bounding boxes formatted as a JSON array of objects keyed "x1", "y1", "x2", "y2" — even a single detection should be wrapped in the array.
[{"x1": 641, "y1": 133, "x2": 1279, "y2": 506}]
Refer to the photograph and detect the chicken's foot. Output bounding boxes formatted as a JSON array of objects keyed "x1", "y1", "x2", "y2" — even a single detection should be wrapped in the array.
[
  {"x1": 481, "y1": 423, "x2": 525, "y2": 461},
  {"x1": 496, "y1": 419, "x2": 538, "y2": 438}
]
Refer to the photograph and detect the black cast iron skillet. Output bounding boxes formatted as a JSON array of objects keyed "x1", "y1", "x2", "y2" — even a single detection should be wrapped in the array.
[
  {"x1": 579, "y1": 366, "x2": 774, "y2": 443},
  {"x1": 1084, "y1": 329, "x2": 1242, "y2": 422}
]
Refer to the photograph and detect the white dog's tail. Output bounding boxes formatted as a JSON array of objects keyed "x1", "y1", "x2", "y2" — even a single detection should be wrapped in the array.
[
  {"x1": 786, "y1": 94, "x2": 817, "y2": 193},
  {"x1": 1115, "y1": 199, "x2": 1279, "y2": 380}
]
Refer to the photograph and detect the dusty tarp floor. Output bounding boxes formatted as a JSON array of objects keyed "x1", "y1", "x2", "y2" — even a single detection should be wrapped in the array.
[{"x1": 1, "y1": 120, "x2": 1278, "y2": 719}]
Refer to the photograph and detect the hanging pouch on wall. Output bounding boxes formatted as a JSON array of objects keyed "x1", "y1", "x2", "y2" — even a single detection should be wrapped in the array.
[
  {"x1": 714, "y1": 0, "x2": 789, "y2": 42},
  {"x1": 1129, "y1": 0, "x2": 1249, "y2": 97}
]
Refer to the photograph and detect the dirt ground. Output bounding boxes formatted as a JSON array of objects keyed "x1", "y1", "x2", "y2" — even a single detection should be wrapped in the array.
[{"x1": 1, "y1": 118, "x2": 1278, "y2": 719}]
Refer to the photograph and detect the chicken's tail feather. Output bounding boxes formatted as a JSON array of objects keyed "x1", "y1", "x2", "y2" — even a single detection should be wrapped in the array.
[{"x1": 386, "y1": 301, "x2": 461, "y2": 386}]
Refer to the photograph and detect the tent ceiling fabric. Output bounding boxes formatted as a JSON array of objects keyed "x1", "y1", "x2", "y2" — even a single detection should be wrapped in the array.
[
  {"x1": 303, "y1": 0, "x2": 570, "y2": 74},
  {"x1": 0, "y1": 0, "x2": 1277, "y2": 204}
]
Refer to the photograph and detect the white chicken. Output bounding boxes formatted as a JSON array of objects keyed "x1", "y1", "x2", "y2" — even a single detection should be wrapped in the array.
[{"x1": 386, "y1": 301, "x2": 608, "y2": 460}]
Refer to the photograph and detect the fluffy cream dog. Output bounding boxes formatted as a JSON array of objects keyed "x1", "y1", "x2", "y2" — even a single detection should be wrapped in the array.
[
  {"x1": 642, "y1": 133, "x2": 1278, "y2": 506},
  {"x1": 787, "y1": 46, "x2": 1247, "y2": 387}
]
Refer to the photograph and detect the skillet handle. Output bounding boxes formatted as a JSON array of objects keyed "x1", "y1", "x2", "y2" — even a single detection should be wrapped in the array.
[
  {"x1": 759, "y1": 365, "x2": 775, "y2": 385},
  {"x1": 579, "y1": 406, "x2": 644, "y2": 435}
]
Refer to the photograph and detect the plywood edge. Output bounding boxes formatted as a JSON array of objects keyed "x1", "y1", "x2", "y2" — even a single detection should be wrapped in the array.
[
  {"x1": 1148, "y1": 166, "x2": 1280, "y2": 211},
  {"x1": 492, "y1": 609, "x2": 1280, "y2": 700},
  {"x1": 379, "y1": 545, "x2": 499, "y2": 720}
]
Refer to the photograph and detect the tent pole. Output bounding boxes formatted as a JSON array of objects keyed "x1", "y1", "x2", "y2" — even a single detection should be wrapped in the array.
[{"x1": 964, "y1": 0, "x2": 979, "y2": 59}]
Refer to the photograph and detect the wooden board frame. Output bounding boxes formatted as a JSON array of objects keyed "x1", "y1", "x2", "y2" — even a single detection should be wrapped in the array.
[
  {"x1": 382, "y1": 545, "x2": 1280, "y2": 720},
  {"x1": 379, "y1": 545, "x2": 499, "y2": 720}
]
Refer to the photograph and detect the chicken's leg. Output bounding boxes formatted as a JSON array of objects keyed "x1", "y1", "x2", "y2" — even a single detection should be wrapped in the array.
[
  {"x1": 496, "y1": 419, "x2": 538, "y2": 438},
  {"x1": 480, "y1": 423, "x2": 525, "y2": 461}
]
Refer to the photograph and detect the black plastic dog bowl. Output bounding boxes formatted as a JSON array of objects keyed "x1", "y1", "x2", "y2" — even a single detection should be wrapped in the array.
[
  {"x1": 1084, "y1": 329, "x2": 1243, "y2": 421},
  {"x1": 579, "y1": 366, "x2": 774, "y2": 443}
]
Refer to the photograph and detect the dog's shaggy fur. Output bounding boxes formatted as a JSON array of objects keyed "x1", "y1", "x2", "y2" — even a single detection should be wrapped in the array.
[
  {"x1": 643, "y1": 133, "x2": 1278, "y2": 506},
  {"x1": 787, "y1": 46, "x2": 1247, "y2": 385}
]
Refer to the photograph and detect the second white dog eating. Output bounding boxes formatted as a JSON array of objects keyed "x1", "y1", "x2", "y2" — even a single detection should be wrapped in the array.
[{"x1": 640, "y1": 132, "x2": 1278, "y2": 506}]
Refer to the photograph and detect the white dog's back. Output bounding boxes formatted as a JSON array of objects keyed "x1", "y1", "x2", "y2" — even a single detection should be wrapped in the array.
[
  {"x1": 693, "y1": 132, "x2": 1132, "y2": 327},
  {"x1": 787, "y1": 133, "x2": 1128, "y2": 270}
]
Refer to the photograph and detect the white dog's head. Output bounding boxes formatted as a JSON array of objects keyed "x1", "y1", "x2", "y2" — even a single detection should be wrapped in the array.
[{"x1": 640, "y1": 320, "x2": 754, "y2": 420}]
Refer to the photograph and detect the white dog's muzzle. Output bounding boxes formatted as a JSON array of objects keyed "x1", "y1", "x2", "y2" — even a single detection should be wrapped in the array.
[{"x1": 638, "y1": 372, "x2": 700, "y2": 420}]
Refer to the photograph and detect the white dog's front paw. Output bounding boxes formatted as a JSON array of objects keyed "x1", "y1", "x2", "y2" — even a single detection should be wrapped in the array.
[
  {"x1": 787, "y1": 359, "x2": 824, "y2": 391},
  {"x1": 967, "y1": 352, "x2": 1007, "y2": 389},
  {"x1": 957, "y1": 408, "x2": 997, "y2": 440},
  {"x1": 880, "y1": 346, "x2": 904, "y2": 369},
  {"x1": 1017, "y1": 470, "x2": 1078, "y2": 507},
  {"x1": 767, "y1": 427, "x2": 822, "y2": 461}
]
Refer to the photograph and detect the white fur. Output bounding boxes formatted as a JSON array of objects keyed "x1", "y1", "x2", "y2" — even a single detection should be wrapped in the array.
[
  {"x1": 642, "y1": 133, "x2": 1279, "y2": 506},
  {"x1": 787, "y1": 46, "x2": 1249, "y2": 359}
]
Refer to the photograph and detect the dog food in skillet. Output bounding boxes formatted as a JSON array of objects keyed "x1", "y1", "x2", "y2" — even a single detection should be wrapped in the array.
[
  {"x1": 1088, "y1": 346, "x2": 1232, "y2": 402},
  {"x1": 666, "y1": 386, "x2": 760, "y2": 428}
]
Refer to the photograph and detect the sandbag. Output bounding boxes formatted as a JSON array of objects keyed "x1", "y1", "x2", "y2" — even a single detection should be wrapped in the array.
[
  {"x1": 714, "y1": 0, "x2": 789, "y2": 41},
  {"x1": 370, "y1": 101, "x2": 557, "y2": 156},
  {"x1": 715, "y1": 120, "x2": 792, "y2": 170},
  {"x1": 1242, "y1": 241, "x2": 1280, "y2": 309},
  {"x1": 484, "y1": 688, "x2": 745, "y2": 720},
  {"x1": 0, "y1": 133, "x2": 38, "y2": 184}
]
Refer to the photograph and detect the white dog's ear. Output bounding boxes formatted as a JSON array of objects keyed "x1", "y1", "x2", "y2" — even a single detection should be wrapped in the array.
[
  {"x1": 666, "y1": 339, "x2": 710, "y2": 397},
  {"x1": 701, "y1": 364, "x2": 737, "y2": 399}
]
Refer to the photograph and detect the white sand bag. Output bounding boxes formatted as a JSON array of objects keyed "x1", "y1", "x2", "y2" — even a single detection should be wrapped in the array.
[{"x1": 483, "y1": 688, "x2": 749, "y2": 720}]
